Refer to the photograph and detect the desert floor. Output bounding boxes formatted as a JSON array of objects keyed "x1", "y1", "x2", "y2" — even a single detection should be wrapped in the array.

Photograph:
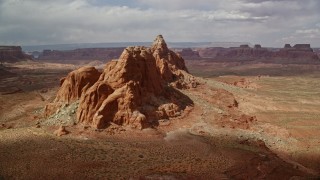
[{"x1": 0, "y1": 60, "x2": 319, "y2": 179}]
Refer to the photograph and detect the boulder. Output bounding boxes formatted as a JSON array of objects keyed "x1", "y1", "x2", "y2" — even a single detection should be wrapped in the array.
[{"x1": 54, "y1": 126, "x2": 69, "y2": 136}]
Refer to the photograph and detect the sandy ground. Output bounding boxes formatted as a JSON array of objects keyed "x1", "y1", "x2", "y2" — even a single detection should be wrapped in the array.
[{"x1": 0, "y1": 61, "x2": 319, "y2": 179}]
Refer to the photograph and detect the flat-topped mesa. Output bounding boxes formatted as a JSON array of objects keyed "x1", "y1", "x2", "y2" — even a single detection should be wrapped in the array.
[
  {"x1": 283, "y1": 44, "x2": 312, "y2": 51},
  {"x1": 0, "y1": 46, "x2": 32, "y2": 63},
  {"x1": 280, "y1": 43, "x2": 314, "y2": 53},
  {"x1": 38, "y1": 48, "x2": 124, "y2": 61},
  {"x1": 284, "y1": 44, "x2": 292, "y2": 48},
  {"x1": 276, "y1": 44, "x2": 318, "y2": 61},
  {"x1": 293, "y1": 44, "x2": 311, "y2": 49},
  {"x1": 254, "y1": 44, "x2": 262, "y2": 49},
  {"x1": 239, "y1": 44, "x2": 250, "y2": 48},
  {"x1": 45, "y1": 35, "x2": 195, "y2": 129}
]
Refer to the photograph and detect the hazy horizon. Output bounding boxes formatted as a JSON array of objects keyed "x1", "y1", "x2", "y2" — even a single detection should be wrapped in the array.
[{"x1": 1, "y1": 0, "x2": 319, "y2": 47}]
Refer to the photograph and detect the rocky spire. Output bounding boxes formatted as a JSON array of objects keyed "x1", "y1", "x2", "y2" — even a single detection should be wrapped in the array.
[{"x1": 151, "y1": 35, "x2": 169, "y2": 53}]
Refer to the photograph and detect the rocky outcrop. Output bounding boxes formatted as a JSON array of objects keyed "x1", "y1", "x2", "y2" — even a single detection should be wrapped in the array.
[
  {"x1": 46, "y1": 35, "x2": 195, "y2": 129},
  {"x1": 55, "y1": 66, "x2": 101, "y2": 103},
  {"x1": 44, "y1": 66, "x2": 101, "y2": 117},
  {"x1": 0, "y1": 46, "x2": 32, "y2": 63},
  {"x1": 293, "y1": 44, "x2": 311, "y2": 49}
]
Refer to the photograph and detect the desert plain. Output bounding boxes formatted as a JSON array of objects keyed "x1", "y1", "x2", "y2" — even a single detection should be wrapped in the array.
[{"x1": 1, "y1": 47, "x2": 320, "y2": 179}]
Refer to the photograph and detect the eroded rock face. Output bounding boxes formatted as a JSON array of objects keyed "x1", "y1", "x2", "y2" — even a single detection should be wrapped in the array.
[
  {"x1": 44, "y1": 66, "x2": 101, "y2": 117},
  {"x1": 152, "y1": 35, "x2": 189, "y2": 81},
  {"x1": 46, "y1": 35, "x2": 195, "y2": 129},
  {"x1": 56, "y1": 66, "x2": 101, "y2": 103}
]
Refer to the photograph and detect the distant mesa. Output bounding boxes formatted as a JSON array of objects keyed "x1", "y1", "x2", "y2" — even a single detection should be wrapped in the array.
[
  {"x1": 284, "y1": 44, "x2": 292, "y2": 48},
  {"x1": 176, "y1": 48, "x2": 201, "y2": 60},
  {"x1": 293, "y1": 44, "x2": 312, "y2": 49},
  {"x1": 38, "y1": 48, "x2": 124, "y2": 62},
  {"x1": 195, "y1": 43, "x2": 319, "y2": 64},
  {"x1": 0, "y1": 46, "x2": 32, "y2": 63},
  {"x1": 45, "y1": 35, "x2": 197, "y2": 129},
  {"x1": 254, "y1": 44, "x2": 262, "y2": 49},
  {"x1": 239, "y1": 44, "x2": 250, "y2": 48},
  {"x1": 283, "y1": 44, "x2": 311, "y2": 50}
]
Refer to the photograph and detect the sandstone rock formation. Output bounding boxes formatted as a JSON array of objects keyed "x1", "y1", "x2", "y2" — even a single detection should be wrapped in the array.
[
  {"x1": 56, "y1": 66, "x2": 101, "y2": 103},
  {"x1": 44, "y1": 66, "x2": 101, "y2": 117},
  {"x1": 46, "y1": 35, "x2": 195, "y2": 129},
  {"x1": 0, "y1": 46, "x2": 32, "y2": 63}
]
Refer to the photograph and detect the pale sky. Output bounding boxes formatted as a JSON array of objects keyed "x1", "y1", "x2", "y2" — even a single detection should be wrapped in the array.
[{"x1": 0, "y1": 0, "x2": 319, "y2": 47}]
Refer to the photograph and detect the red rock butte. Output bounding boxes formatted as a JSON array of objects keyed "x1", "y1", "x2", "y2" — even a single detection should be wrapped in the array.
[
  {"x1": 45, "y1": 35, "x2": 197, "y2": 129},
  {"x1": 0, "y1": 46, "x2": 32, "y2": 63}
]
